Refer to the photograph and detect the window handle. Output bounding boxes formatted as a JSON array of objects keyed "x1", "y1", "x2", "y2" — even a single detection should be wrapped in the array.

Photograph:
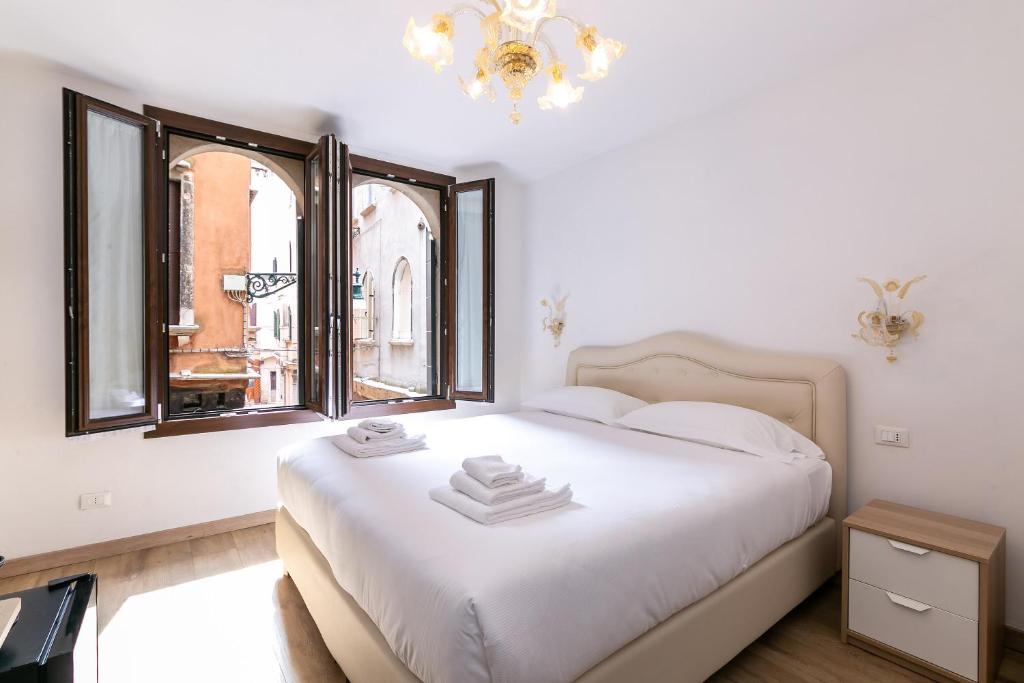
[
  {"x1": 885, "y1": 591, "x2": 932, "y2": 612},
  {"x1": 887, "y1": 539, "x2": 930, "y2": 555}
]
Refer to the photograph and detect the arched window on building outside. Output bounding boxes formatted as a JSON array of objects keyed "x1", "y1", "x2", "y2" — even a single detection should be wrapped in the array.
[{"x1": 392, "y1": 258, "x2": 412, "y2": 342}]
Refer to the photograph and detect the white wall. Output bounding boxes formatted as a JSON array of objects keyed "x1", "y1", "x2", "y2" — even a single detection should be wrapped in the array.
[
  {"x1": 0, "y1": 54, "x2": 522, "y2": 560},
  {"x1": 521, "y1": 2, "x2": 1024, "y2": 627}
]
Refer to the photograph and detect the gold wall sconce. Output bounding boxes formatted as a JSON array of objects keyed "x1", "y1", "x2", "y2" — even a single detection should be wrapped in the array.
[
  {"x1": 541, "y1": 294, "x2": 568, "y2": 347},
  {"x1": 853, "y1": 276, "x2": 926, "y2": 363}
]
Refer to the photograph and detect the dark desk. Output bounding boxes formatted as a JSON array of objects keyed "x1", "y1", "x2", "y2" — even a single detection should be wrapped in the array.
[{"x1": 0, "y1": 574, "x2": 97, "y2": 683}]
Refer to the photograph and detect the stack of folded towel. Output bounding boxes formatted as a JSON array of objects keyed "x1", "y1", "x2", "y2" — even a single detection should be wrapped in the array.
[
  {"x1": 332, "y1": 419, "x2": 426, "y2": 458},
  {"x1": 430, "y1": 455, "x2": 573, "y2": 524}
]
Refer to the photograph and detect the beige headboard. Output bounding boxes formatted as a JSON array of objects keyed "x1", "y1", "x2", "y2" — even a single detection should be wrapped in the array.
[{"x1": 566, "y1": 331, "x2": 847, "y2": 563}]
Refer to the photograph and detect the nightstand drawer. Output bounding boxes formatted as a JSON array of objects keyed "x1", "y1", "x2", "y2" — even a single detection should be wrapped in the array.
[
  {"x1": 849, "y1": 528, "x2": 979, "y2": 620},
  {"x1": 848, "y1": 578, "x2": 978, "y2": 681}
]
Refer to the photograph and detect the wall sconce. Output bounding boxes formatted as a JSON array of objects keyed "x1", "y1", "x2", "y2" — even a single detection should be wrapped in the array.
[
  {"x1": 853, "y1": 276, "x2": 926, "y2": 363},
  {"x1": 541, "y1": 294, "x2": 568, "y2": 347}
]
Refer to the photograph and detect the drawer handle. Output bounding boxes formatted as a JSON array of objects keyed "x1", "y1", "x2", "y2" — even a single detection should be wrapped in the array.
[
  {"x1": 887, "y1": 539, "x2": 930, "y2": 555},
  {"x1": 885, "y1": 591, "x2": 933, "y2": 612}
]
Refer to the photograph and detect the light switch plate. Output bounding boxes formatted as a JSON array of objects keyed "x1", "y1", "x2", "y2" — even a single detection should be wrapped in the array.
[
  {"x1": 875, "y1": 426, "x2": 910, "y2": 448},
  {"x1": 80, "y1": 491, "x2": 112, "y2": 510}
]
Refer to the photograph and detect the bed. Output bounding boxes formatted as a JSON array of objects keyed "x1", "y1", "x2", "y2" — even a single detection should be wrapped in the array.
[{"x1": 276, "y1": 331, "x2": 847, "y2": 682}]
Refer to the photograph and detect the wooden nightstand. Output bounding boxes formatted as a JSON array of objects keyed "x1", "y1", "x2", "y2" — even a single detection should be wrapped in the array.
[{"x1": 842, "y1": 500, "x2": 1006, "y2": 683}]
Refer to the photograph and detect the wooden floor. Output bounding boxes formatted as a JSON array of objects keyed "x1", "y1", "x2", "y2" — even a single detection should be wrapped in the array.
[
  {"x1": 1, "y1": 523, "x2": 1021, "y2": 683},
  {"x1": 711, "y1": 584, "x2": 1024, "y2": 683}
]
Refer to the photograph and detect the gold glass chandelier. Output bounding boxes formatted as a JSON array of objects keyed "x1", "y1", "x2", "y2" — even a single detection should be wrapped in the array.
[{"x1": 403, "y1": 0, "x2": 626, "y2": 125}]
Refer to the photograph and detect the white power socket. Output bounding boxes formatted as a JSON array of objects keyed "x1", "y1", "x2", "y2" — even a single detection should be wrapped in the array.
[
  {"x1": 79, "y1": 491, "x2": 112, "y2": 510},
  {"x1": 875, "y1": 426, "x2": 910, "y2": 448}
]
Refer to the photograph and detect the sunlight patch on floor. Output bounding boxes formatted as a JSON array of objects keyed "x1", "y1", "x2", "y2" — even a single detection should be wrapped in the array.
[{"x1": 100, "y1": 560, "x2": 284, "y2": 683}]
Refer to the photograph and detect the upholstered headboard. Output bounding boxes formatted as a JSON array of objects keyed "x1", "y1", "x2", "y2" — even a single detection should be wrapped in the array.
[{"x1": 566, "y1": 332, "x2": 847, "y2": 563}]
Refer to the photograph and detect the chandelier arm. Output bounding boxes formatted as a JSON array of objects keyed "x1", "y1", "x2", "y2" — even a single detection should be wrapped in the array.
[
  {"x1": 533, "y1": 30, "x2": 559, "y2": 64},
  {"x1": 534, "y1": 14, "x2": 584, "y2": 37},
  {"x1": 450, "y1": 3, "x2": 488, "y2": 20},
  {"x1": 475, "y1": 0, "x2": 501, "y2": 10}
]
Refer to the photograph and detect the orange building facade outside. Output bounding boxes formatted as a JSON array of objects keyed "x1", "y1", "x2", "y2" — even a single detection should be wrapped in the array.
[{"x1": 169, "y1": 152, "x2": 253, "y2": 412}]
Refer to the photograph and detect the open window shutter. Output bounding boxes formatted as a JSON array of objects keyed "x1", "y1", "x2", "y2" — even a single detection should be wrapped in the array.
[
  {"x1": 303, "y1": 135, "x2": 337, "y2": 418},
  {"x1": 447, "y1": 179, "x2": 495, "y2": 402},
  {"x1": 336, "y1": 142, "x2": 352, "y2": 417},
  {"x1": 303, "y1": 133, "x2": 335, "y2": 417},
  {"x1": 64, "y1": 89, "x2": 160, "y2": 435}
]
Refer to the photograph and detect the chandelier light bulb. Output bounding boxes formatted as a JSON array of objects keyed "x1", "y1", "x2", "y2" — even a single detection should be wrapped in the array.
[
  {"x1": 576, "y1": 26, "x2": 626, "y2": 82},
  {"x1": 460, "y1": 73, "x2": 496, "y2": 102},
  {"x1": 460, "y1": 47, "x2": 497, "y2": 102},
  {"x1": 537, "y1": 63, "x2": 583, "y2": 110},
  {"x1": 403, "y1": 14, "x2": 455, "y2": 73},
  {"x1": 499, "y1": 0, "x2": 557, "y2": 33}
]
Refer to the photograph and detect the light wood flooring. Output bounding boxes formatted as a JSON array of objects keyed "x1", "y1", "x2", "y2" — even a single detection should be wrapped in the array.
[{"x1": 1, "y1": 523, "x2": 1020, "y2": 683}]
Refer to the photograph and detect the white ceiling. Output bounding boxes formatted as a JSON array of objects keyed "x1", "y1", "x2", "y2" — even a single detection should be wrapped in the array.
[{"x1": 1, "y1": 0, "x2": 952, "y2": 179}]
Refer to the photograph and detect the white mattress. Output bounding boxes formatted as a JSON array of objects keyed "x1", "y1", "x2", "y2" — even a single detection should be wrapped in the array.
[{"x1": 277, "y1": 411, "x2": 831, "y2": 683}]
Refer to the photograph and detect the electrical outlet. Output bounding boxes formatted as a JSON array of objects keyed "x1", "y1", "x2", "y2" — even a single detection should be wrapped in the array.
[
  {"x1": 875, "y1": 426, "x2": 910, "y2": 448},
  {"x1": 79, "y1": 491, "x2": 112, "y2": 510}
]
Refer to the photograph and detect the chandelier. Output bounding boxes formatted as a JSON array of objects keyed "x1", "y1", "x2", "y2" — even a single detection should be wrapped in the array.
[{"x1": 403, "y1": 0, "x2": 626, "y2": 125}]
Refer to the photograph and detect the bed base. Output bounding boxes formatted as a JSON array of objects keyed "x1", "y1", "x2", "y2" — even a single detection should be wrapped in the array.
[{"x1": 276, "y1": 506, "x2": 836, "y2": 683}]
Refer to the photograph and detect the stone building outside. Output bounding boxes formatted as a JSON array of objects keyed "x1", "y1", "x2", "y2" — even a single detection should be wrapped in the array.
[{"x1": 350, "y1": 179, "x2": 440, "y2": 400}]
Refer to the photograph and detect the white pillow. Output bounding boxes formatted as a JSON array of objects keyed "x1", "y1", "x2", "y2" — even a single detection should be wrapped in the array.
[
  {"x1": 523, "y1": 386, "x2": 649, "y2": 424},
  {"x1": 613, "y1": 401, "x2": 825, "y2": 461}
]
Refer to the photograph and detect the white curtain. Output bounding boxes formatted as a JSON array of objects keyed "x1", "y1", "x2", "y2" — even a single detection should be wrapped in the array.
[
  {"x1": 455, "y1": 189, "x2": 484, "y2": 393},
  {"x1": 86, "y1": 110, "x2": 145, "y2": 419}
]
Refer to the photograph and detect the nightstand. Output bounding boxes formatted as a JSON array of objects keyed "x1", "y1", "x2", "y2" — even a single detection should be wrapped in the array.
[
  {"x1": 842, "y1": 500, "x2": 1005, "y2": 683},
  {"x1": 0, "y1": 574, "x2": 97, "y2": 683}
]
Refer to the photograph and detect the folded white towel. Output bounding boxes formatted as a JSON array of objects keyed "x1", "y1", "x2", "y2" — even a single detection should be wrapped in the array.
[
  {"x1": 450, "y1": 470, "x2": 546, "y2": 505},
  {"x1": 347, "y1": 425, "x2": 407, "y2": 443},
  {"x1": 429, "y1": 484, "x2": 573, "y2": 525},
  {"x1": 332, "y1": 433, "x2": 426, "y2": 458},
  {"x1": 462, "y1": 455, "x2": 524, "y2": 488},
  {"x1": 358, "y1": 418, "x2": 401, "y2": 433}
]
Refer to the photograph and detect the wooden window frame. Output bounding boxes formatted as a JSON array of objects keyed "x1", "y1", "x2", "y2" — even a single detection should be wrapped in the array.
[
  {"x1": 447, "y1": 179, "x2": 496, "y2": 402},
  {"x1": 144, "y1": 409, "x2": 323, "y2": 439},
  {"x1": 64, "y1": 90, "x2": 161, "y2": 436},
  {"x1": 302, "y1": 136, "x2": 328, "y2": 417},
  {"x1": 141, "y1": 106, "x2": 315, "y2": 156},
  {"x1": 140, "y1": 106, "x2": 325, "y2": 439},
  {"x1": 343, "y1": 155, "x2": 457, "y2": 418}
]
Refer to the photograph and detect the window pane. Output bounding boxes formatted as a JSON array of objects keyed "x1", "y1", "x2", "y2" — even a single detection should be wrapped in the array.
[
  {"x1": 351, "y1": 177, "x2": 439, "y2": 401},
  {"x1": 455, "y1": 188, "x2": 484, "y2": 393},
  {"x1": 165, "y1": 136, "x2": 301, "y2": 416},
  {"x1": 86, "y1": 110, "x2": 145, "y2": 420}
]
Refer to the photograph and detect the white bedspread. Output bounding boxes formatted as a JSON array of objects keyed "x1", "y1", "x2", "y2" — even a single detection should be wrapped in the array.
[{"x1": 277, "y1": 411, "x2": 831, "y2": 683}]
